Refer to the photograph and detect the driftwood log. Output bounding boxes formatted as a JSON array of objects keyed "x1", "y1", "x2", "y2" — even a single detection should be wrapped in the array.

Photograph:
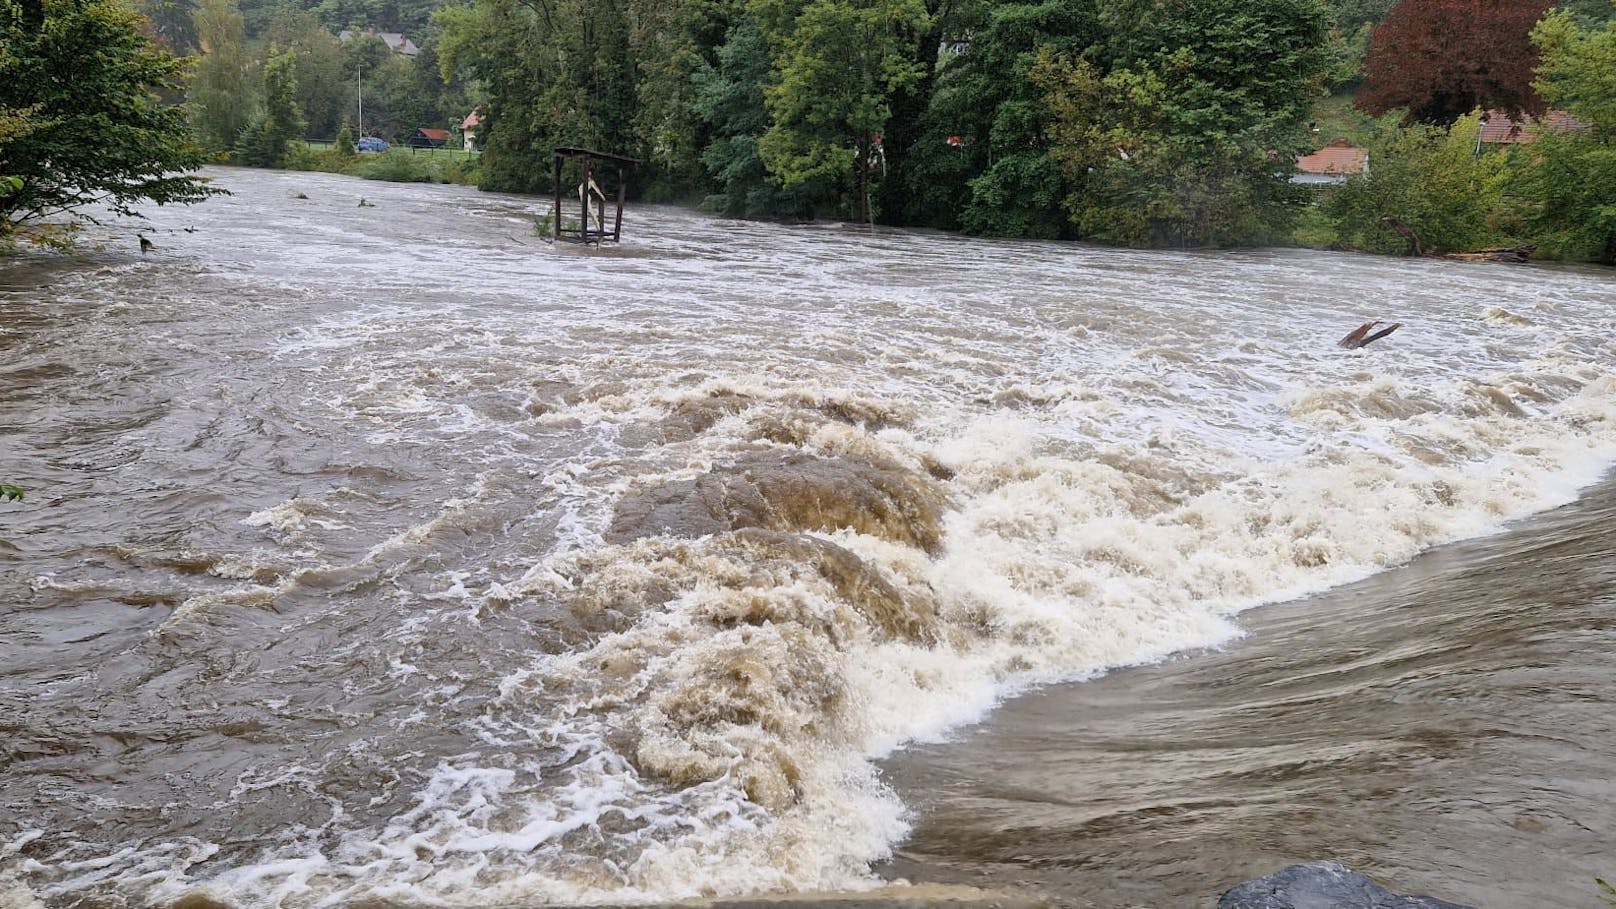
[
  {"x1": 1441, "y1": 245, "x2": 1537, "y2": 264},
  {"x1": 1378, "y1": 217, "x2": 1535, "y2": 265},
  {"x1": 1338, "y1": 320, "x2": 1403, "y2": 349}
]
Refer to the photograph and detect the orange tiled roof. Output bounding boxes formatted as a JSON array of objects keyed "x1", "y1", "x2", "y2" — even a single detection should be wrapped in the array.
[
  {"x1": 1479, "y1": 110, "x2": 1590, "y2": 143},
  {"x1": 1297, "y1": 143, "x2": 1368, "y2": 176}
]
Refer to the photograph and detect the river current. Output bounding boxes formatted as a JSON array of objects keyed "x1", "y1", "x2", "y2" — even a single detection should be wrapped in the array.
[{"x1": 2, "y1": 168, "x2": 1614, "y2": 908}]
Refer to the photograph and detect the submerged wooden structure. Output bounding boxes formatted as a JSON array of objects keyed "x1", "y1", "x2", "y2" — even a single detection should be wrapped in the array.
[{"x1": 552, "y1": 147, "x2": 638, "y2": 244}]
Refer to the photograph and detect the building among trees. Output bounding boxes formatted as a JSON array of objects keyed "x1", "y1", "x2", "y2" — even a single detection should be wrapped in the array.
[
  {"x1": 338, "y1": 28, "x2": 419, "y2": 58},
  {"x1": 1294, "y1": 141, "x2": 1369, "y2": 186}
]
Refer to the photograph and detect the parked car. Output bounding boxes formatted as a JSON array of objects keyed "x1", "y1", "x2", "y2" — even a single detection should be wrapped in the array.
[{"x1": 357, "y1": 136, "x2": 389, "y2": 153}]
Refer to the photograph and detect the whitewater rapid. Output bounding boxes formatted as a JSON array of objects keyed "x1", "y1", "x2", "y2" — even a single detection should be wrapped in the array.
[{"x1": 2, "y1": 168, "x2": 1614, "y2": 908}]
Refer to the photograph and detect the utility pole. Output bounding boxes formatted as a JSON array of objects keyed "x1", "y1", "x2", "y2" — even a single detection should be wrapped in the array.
[{"x1": 357, "y1": 62, "x2": 364, "y2": 137}]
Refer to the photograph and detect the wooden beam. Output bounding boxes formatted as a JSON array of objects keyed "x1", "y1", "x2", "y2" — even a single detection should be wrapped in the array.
[{"x1": 613, "y1": 165, "x2": 625, "y2": 242}]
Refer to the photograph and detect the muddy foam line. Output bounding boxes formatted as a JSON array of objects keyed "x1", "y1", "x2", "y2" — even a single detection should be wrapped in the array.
[{"x1": 73, "y1": 352, "x2": 1612, "y2": 909}]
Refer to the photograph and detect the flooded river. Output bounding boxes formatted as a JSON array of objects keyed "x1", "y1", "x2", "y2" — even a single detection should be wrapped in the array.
[{"x1": 2, "y1": 168, "x2": 1614, "y2": 908}]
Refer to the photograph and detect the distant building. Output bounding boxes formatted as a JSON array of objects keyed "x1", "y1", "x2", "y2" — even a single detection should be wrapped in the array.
[
  {"x1": 1294, "y1": 140, "x2": 1368, "y2": 186},
  {"x1": 1478, "y1": 109, "x2": 1589, "y2": 144},
  {"x1": 337, "y1": 27, "x2": 419, "y2": 59},
  {"x1": 406, "y1": 127, "x2": 450, "y2": 149},
  {"x1": 461, "y1": 109, "x2": 483, "y2": 151}
]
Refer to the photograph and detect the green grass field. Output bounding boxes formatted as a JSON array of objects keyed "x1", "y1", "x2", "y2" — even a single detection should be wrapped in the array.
[
  {"x1": 302, "y1": 140, "x2": 480, "y2": 161},
  {"x1": 1308, "y1": 93, "x2": 1380, "y2": 147}
]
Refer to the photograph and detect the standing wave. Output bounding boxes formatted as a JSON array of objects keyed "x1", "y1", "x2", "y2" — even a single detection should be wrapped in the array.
[{"x1": 96, "y1": 360, "x2": 1616, "y2": 908}]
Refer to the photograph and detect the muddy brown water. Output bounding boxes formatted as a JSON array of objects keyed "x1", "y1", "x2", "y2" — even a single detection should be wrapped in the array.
[
  {"x1": 2, "y1": 168, "x2": 1614, "y2": 908},
  {"x1": 881, "y1": 474, "x2": 1616, "y2": 908}
]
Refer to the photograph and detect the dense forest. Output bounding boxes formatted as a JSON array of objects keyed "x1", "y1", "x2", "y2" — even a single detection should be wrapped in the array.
[{"x1": 11, "y1": 0, "x2": 1616, "y2": 258}]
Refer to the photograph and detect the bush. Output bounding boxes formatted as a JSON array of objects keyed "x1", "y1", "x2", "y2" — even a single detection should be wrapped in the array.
[
  {"x1": 1321, "y1": 112, "x2": 1513, "y2": 255},
  {"x1": 355, "y1": 150, "x2": 443, "y2": 183},
  {"x1": 334, "y1": 127, "x2": 357, "y2": 158}
]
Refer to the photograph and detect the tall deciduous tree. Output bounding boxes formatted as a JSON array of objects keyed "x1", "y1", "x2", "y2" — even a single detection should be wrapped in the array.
[
  {"x1": 905, "y1": 0, "x2": 1100, "y2": 236},
  {"x1": 235, "y1": 45, "x2": 306, "y2": 166},
  {"x1": 1034, "y1": 0, "x2": 1329, "y2": 247},
  {"x1": 1516, "y1": 9, "x2": 1616, "y2": 263},
  {"x1": 694, "y1": 16, "x2": 817, "y2": 218},
  {"x1": 134, "y1": 0, "x2": 200, "y2": 53},
  {"x1": 435, "y1": 0, "x2": 652, "y2": 193},
  {"x1": 0, "y1": 0, "x2": 219, "y2": 244},
  {"x1": 1356, "y1": 0, "x2": 1552, "y2": 125},
  {"x1": 267, "y1": 10, "x2": 347, "y2": 138},
  {"x1": 191, "y1": 0, "x2": 254, "y2": 151},
  {"x1": 754, "y1": 0, "x2": 931, "y2": 223}
]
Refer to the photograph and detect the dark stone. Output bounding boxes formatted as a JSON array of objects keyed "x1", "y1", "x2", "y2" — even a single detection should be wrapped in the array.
[{"x1": 1219, "y1": 862, "x2": 1475, "y2": 909}]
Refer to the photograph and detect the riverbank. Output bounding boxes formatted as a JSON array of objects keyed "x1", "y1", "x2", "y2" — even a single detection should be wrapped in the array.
[
  {"x1": 232, "y1": 152, "x2": 1616, "y2": 267},
  {"x1": 281, "y1": 143, "x2": 481, "y2": 186}
]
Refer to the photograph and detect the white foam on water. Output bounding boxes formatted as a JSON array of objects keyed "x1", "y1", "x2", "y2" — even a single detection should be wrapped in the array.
[{"x1": 15, "y1": 175, "x2": 1616, "y2": 908}]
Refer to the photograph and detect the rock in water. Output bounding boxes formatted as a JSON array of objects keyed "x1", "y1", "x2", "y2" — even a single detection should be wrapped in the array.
[{"x1": 1219, "y1": 862, "x2": 1474, "y2": 909}]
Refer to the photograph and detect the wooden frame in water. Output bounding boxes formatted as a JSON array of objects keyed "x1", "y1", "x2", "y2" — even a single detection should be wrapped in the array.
[{"x1": 551, "y1": 147, "x2": 639, "y2": 245}]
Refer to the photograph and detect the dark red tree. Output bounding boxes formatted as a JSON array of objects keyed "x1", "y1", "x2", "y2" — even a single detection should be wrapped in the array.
[{"x1": 1356, "y1": 0, "x2": 1553, "y2": 125}]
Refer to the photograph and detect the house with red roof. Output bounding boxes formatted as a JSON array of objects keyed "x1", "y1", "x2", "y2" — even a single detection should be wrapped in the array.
[
  {"x1": 1478, "y1": 109, "x2": 1589, "y2": 144},
  {"x1": 1294, "y1": 140, "x2": 1369, "y2": 186},
  {"x1": 405, "y1": 127, "x2": 451, "y2": 149}
]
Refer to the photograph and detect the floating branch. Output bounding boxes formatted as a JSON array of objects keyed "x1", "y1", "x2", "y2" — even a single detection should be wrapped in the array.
[{"x1": 1338, "y1": 320, "x2": 1403, "y2": 349}]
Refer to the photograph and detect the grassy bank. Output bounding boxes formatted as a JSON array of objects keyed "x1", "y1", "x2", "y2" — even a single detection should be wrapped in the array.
[{"x1": 283, "y1": 143, "x2": 481, "y2": 186}]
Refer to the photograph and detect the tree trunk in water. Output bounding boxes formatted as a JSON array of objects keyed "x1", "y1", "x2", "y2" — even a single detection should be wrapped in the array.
[{"x1": 1379, "y1": 216, "x2": 1426, "y2": 257}]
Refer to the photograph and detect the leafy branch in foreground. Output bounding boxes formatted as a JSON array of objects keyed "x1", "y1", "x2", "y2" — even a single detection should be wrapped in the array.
[{"x1": 0, "y1": 0, "x2": 224, "y2": 247}]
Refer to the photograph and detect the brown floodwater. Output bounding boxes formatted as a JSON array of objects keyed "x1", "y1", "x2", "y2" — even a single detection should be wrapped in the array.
[
  {"x1": 1, "y1": 168, "x2": 1614, "y2": 908},
  {"x1": 882, "y1": 473, "x2": 1616, "y2": 908}
]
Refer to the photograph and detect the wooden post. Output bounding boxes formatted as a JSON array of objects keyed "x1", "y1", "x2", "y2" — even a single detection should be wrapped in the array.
[
  {"x1": 613, "y1": 164, "x2": 626, "y2": 242},
  {"x1": 580, "y1": 156, "x2": 591, "y2": 241},
  {"x1": 552, "y1": 153, "x2": 562, "y2": 241},
  {"x1": 548, "y1": 147, "x2": 637, "y2": 244}
]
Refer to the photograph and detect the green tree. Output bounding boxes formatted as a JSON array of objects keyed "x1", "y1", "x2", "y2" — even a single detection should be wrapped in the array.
[
  {"x1": 436, "y1": 0, "x2": 649, "y2": 193},
  {"x1": 267, "y1": 10, "x2": 348, "y2": 138},
  {"x1": 753, "y1": 0, "x2": 931, "y2": 223},
  {"x1": 694, "y1": 16, "x2": 817, "y2": 217},
  {"x1": 1516, "y1": 9, "x2": 1616, "y2": 263},
  {"x1": 191, "y1": 0, "x2": 254, "y2": 151},
  {"x1": 1556, "y1": 0, "x2": 1616, "y2": 28},
  {"x1": 236, "y1": 46, "x2": 306, "y2": 165},
  {"x1": 1533, "y1": 7, "x2": 1616, "y2": 132},
  {"x1": 905, "y1": 0, "x2": 1099, "y2": 236},
  {"x1": 335, "y1": 124, "x2": 357, "y2": 155},
  {"x1": 134, "y1": 0, "x2": 200, "y2": 52},
  {"x1": 1, "y1": 0, "x2": 220, "y2": 245},
  {"x1": 1034, "y1": 0, "x2": 1330, "y2": 247},
  {"x1": 1321, "y1": 113, "x2": 1511, "y2": 255}
]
